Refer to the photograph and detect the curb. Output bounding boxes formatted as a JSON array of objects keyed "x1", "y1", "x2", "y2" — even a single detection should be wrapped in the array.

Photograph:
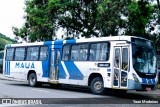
[
  {"x1": 0, "y1": 74, "x2": 9, "y2": 80},
  {"x1": 0, "y1": 74, "x2": 27, "y2": 82}
]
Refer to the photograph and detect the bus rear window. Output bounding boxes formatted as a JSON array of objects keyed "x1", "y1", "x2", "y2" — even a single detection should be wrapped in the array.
[{"x1": 6, "y1": 48, "x2": 14, "y2": 61}]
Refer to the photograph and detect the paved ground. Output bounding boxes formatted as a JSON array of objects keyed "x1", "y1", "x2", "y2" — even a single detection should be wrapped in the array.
[
  {"x1": 0, "y1": 74, "x2": 26, "y2": 82},
  {"x1": 0, "y1": 74, "x2": 160, "y2": 107}
]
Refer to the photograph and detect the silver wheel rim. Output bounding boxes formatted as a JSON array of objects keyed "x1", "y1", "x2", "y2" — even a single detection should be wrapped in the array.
[
  {"x1": 94, "y1": 81, "x2": 103, "y2": 91},
  {"x1": 30, "y1": 76, "x2": 35, "y2": 85}
]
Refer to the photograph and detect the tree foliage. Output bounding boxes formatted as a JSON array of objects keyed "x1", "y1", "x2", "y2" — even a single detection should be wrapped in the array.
[
  {"x1": 13, "y1": 0, "x2": 57, "y2": 42},
  {"x1": 126, "y1": 1, "x2": 154, "y2": 38},
  {"x1": 12, "y1": 0, "x2": 160, "y2": 46}
]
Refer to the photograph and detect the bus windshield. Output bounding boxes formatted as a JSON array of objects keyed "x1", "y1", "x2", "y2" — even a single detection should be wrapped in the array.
[{"x1": 132, "y1": 38, "x2": 156, "y2": 74}]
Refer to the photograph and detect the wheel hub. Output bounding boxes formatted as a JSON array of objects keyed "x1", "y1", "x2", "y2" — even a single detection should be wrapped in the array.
[
  {"x1": 30, "y1": 76, "x2": 35, "y2": 85},
  {"x1": 94, "y1": 81, "x2": 102, "y2": 91}
]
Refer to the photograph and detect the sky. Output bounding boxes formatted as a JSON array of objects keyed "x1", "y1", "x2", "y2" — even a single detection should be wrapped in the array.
[{"x1": 0, "y1": 0, "x2": 25, "y2": 39}]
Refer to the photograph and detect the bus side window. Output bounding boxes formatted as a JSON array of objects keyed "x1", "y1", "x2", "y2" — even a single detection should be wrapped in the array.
[
  {"x1": 89, "y1": 53, "x2": 95, "y2": 60},
  {"x1": 79, "y1": 44, "x2": 88, "y2": 61},
  {"x1": 71, "y1": 45, "x2": 79, "y2": 61},
  {"x1": 64, "y1": 54, "x2": 69, "y2": 60},
  {"x1": 6, "y1": 48, "x2": 14, "y2": 61},
  {"x1": 39, "y1": 46, "x2": 48, "y2": 60},
  {"x1": 62, "y1": 45, "x2": 70, "y2": 61},
  {"x1": 15, "y1": 47, "x2": 25, "y2": 60},
  {"x1": 26, "y1": 47, "x2": 39, "y2": 61}
]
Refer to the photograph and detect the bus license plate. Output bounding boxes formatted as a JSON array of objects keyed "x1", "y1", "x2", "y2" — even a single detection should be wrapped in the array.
[{"x1": 146, "y1": 87, "x2": 151, "y2": 91}]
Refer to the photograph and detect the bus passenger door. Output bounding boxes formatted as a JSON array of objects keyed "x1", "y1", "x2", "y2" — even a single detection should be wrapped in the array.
[
  {"x1": 49, "y1": 49, "x2": 60, "y2": 82},
  {"x1": 113, "y1": 47, "x2": 129, "y2": 89}
]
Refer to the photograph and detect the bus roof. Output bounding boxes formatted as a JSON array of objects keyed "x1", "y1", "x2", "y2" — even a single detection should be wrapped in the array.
[{"x1": 5, "y1": 35, "x2": 149, "y2": 47}]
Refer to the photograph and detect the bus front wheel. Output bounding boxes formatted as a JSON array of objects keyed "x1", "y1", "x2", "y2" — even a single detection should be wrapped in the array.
[
  {"x1": 90, "y1": 77, "x2": 105, "y2": 95},
  {"x1": 28, "y1": 73, "x2": 39, "y2": 87}
]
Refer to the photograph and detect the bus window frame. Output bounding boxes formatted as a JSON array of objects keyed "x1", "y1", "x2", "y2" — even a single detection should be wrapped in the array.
[
  {"x1": 70, "y1": 43, "x2": 89, "y2": 61},
  {"x1": 62, "y1": 41, "x2": 110, "y2": 62},
  {"x1": 88, "y1": 42, "x2": 110, "y2": 61},
  {"x1": 62, "y1": 44, "x2": 71, "y2": 61},
  {"x1": 5, "y1": 45, "x2": 49, "y2": 61},
  {"x1": 14, "y1": 47, "x2": 26, "y2": 61},
  {"x1": 5, "y1": 47, "x2": 15, "y2": 61},
  {"x1": 26, "y1": 46, "x2": 40, "y2": 61},
  {"x1": 39, "y1": 46, "x2": 49, "y2": 61}
]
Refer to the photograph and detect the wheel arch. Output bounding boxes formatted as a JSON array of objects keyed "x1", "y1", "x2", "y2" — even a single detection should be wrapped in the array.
[
  {"x1": 88, "y1": 73, "x2": 103, "y2": 86},
  {"x1": 27, "y1": 70, "x2": 36, "y2": 80}
]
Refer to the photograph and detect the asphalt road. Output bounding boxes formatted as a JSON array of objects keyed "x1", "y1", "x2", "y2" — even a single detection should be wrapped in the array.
[{"x1": 0, "y1": 79, "x2": 159, "y2": 107}]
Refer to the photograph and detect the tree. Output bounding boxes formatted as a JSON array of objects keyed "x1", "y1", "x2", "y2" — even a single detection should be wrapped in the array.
[
  {"x1": 13, "y1": 0, "x2": 60, "y2": 42},
  {"x1": 53, "y1": 0, "x2": 102, "y2": 38},
  {"x1": 126, "y1": 1, "x2": 154, "y2": 38},
  {"x1": 13, "y1": 0, "x2": 159, "y2": 43}
]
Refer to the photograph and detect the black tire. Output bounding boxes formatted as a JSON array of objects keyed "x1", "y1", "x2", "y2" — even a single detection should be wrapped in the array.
[
  {"x1": 28, "y1": 73, "x2": 39, "y2": 87},
  {"x1": 90, "y1": 77, "x2": 105, "y2": 95}
]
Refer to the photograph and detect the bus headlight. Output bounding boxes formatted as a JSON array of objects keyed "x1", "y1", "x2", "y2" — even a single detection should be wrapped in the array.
[{"x1": 132, "y1": 73, "x2": 140, "y2": 83}]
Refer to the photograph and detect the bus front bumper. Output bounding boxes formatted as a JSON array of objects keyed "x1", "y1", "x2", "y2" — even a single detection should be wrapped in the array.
[{"x1": 128, "y1": 79, "x2": 157, "y2": 90}]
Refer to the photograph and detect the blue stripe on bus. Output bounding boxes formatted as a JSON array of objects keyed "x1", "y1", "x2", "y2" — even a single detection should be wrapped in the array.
[
  {"x1": 4, "y1": 61, "x2": 10, "y2": 75},
  {"x1": 152, "y1": 79, "x2": 156, "y2": 84},
  {"x1": 5, "y1": 61, "x2": 7, "y2": 75},
  {"x1": 43, "y1": 41, "x2": 53, "y2": 45},
  {"x1": 142, "y1": 78, "x2": 156, "y2": 84},
  {"x1": 54, "y1": 40, "x2": 63, "y2": 45},
  {"x1": 64, "y1": 62, "x2": 84, "y2": 80},
  {"x1": 148, "y1": 79, "x2": 152, "y2": 84},
  {"x1": 142, "y1": 78, "x2": 147, "y2": 83},
  {"x1": 9, "y1": 61, "x2": 10, "y2": 75},
  {"x1": 7, "y1": 61, "x2": 8, "y2": 75},
  {"x1": 42, "y1": 42, "x2": 53, "y2": 77},
  {"x1": 42, "y1": 62, "x2": 49, "y2": 77},
  {"x1": 59, "y1": 63, "x2": 67, "y2": 79},
  {"x1": 66, "y1": 40, "x2": 76, "y2": 44},
  {"x1": 107, "y1": 69, "x2": 111, "y2": 72}
]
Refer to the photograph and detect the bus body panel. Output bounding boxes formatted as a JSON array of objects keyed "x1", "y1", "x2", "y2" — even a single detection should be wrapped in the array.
[{"x1": 3, "y1": 36, "x2": 158, "y2": 91}]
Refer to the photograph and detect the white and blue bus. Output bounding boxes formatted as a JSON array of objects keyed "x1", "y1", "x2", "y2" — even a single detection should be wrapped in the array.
[{"x1": 3, "y1": 36, "x2": 158, "y2": 94}]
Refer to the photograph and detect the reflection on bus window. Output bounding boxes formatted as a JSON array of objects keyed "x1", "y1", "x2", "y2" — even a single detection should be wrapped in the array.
[
  {"x1": 6, "y1": 48, "x2": 14, "y2": 61},
  {"x1": 71, "y1": 45, "x2": 79, "y2": 61},
  {"x1": 89, "y1": 43, "x2": 109, "y2": 61},
  {"x1": 62, "y1": 45, "x2": 70, "y2": 61},
  {"x1": 39, "y1": 46, "x2": 48, "y2": 60},
  {"x1": 114, "y1": 48, "x2": 120, "y2": 68},
  {"x1": 122, "y1": 48, "x2": 128, "y2": 71},
  {"x1": 79, "y1": 44, "x2": 88, "y2": 61},
  {"x1": 132, "y1": 45, "x2": 156, "y2": 74},
  {"x1": 15, "y1": 48, "x2": 25, "y2": 60},
  {"x1": 71, "y1": 44, "x2": 88, "y2": 61},
  {"x1": 26, "y1": 47, "x2": 39, "y2": 61}
]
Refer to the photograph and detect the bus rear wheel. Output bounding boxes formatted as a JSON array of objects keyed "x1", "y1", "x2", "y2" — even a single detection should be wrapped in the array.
[
  {"x1": 90, "y1": 77, "x2": 105, "y2": 95},
  {"x1": 28, "y1": 73, "x2": 39, "y2": 87}
]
